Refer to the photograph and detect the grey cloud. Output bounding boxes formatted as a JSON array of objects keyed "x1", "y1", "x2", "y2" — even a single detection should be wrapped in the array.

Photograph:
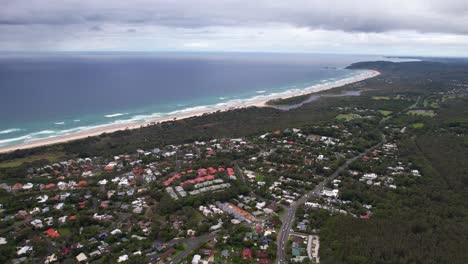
[
  {"x1": 89, "y1": 25, "x2": 102, "y2": 31},
  {"x1": 1, "y1": 0, "x2": 468, "y2": 34}
]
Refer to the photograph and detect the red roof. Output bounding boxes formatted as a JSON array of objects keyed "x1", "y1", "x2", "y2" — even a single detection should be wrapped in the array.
[
  {"x1": 44, "y1": 228, "x2": 60, "y2": 238},
  {"x1": 12, "y1": 183, "x2": 23, "y2": 190},
  {"x1": 242, "y1": 248, "x2": 253, "y2": 259},
  {"x1": 69, "y1": 215, "x2": 76, "y2": 220},
  {"x1": 197, "y1": 168, "x2": 207, "y2": 177},
  {"x1": 133, "y1": 168, "x2": 144, "y2": 175},
  {"x1": 208, "y1": 167, "x2": 217, "y2": 174},
  {"x1": 255, "y1": 225, "x2": 263, "y2": 233},
  {"x1": 45, "y1": 183, "x2": 56, "y2": 190},
  {"x1": 104, "y1": 166, "x2": 114, "y2": 171},
  {"x1": 180, "y1": 175, "x2": 215, "y2": 186},
  {"x1": 227, "y1": 168, "x2": 235, "y2": 176},
  {"x1": 77, "y1": 180, "x2": 87, "y2": 187},
  {"x1": 163, "y1": 174, "x2": 181, "y2": 187},
  {"x1": 61, "y1": 247, "x2": 71, "y2": 255},
  {"x1": 78, "y1": 201, "x2": 87, "y2": 208}
]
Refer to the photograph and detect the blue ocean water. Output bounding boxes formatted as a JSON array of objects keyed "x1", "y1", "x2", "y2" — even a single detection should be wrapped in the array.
[{"x1": 0, "y1": 52, "x2": 384, "y2": 148}]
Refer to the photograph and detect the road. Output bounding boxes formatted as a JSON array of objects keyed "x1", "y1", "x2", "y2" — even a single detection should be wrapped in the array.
[{"x1": 276, "y1": 138, "x2": 385, "y2": 263}]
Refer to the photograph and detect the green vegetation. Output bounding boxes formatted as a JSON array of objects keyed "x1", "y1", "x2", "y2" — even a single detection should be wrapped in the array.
[
  {"x1": 407, "y1": 109, "x2": 436, "y2": 117},
  {"x1": 372, "y1": 96, "x2": 390, "y2": 100},
  {"x1": 0, "y1": 151, "x2": 64, "y2": 168},
  {"x1": 266, "y1": 94, "x2": 311, "y2": 106},
  {"x1": 378, "y1": 110, "x2": 393, "y2": 116},
  {"x1": 410, "y1": 122, "x2": 425, "y2": 128},
  {"x1": 336, "y1": 113, "x2": 360, "y2": 120}
]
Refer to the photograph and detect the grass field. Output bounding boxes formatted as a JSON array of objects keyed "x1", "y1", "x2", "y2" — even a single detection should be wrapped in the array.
[
  {"x1": 372, "y1": 96, "x2": 390, "y2": 100},
  {"x1": 0, "y1": 152, "x2": 64, "y2": 168},
  {"x1": 378, "y1": 110, "x2": 393, "y2": 116},
  {"x1": 410, "y1": 123, "x2": 425, "y2": 129},
  {"x1": 407, "y1": 110, "x2": 436, "y2": 117},
  {"x1": 336, "y1": 114, "x2": 360, "y2": 120},
  {"x1": 256, "y1": 174, "x2": 265, "y2": 181}
]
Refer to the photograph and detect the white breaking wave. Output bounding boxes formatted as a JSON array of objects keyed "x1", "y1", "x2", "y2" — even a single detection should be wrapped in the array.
[
  {"x1": 105, "y1": 113, "x2": 128, "y2": 118},
  {"x1": 112, "y1": 112, "x2": 164, "y2": 125},
  {"x1": 0, "y1": 135, "x2": 33, "y2": 146},
  {"x1": 256, "y1": 90, "x2": 266, "y2": 94},
  {"x1": 31, "y1": 130, "x2": 55, "y2": 135},
  {"x1": 0, "y1": 128, "x2": 22, "y2": 134},
  {"x1": 54, "y1": 122, "x2": 65, "y2": 125},
  {"x1": 73, "y1": 119, "x2": 81, "y2": 122},
  {"x1": 0, "y1": 130, "x2": 57, "y2": 146}
]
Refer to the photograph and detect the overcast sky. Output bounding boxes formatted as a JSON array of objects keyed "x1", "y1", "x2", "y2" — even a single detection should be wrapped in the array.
[{"x1": 1, "y1": 0, "x2": 468, "y2": 56}]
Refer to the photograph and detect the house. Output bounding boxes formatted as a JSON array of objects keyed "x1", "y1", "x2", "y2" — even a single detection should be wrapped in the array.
[
  {"x1": 12, "y1": 183, "x2": 23, "y2": 191},
  {"x1": 76, "y1": 252, "x2": 88, "y2": 262},
  {"x1": 118, "y1": 254, "x2": 128, "y2": 262},
  {"x1": 89, "y1": 250, "x2": 101, "y2": 258},
  {"x1": 321, "y1": 188, "x2": 339, "y2": 198},
  {"x1": 44, "y1": 253, "x2": 57, "y2": 263},
  {"x1": 77, "y1": 180, "x2": 87, "y2": 187},
  {"x1": 45, "y1": 183, "x2": 56, "y2": 190},
  {"x1": 192, "y1": 254, "x2": 201, "y2": 264},
  {"x1": 30, "y1": 219, "x2": 44, "y2": 228},
  {"x1": 227, "y1": 168, "x2": 236, "y2": 179},
  {"x1": 221, "y1": 249, "x2": 229, "y2": 258},
  {"x1": 44, "y1": 228, "x2": 60, "y2": 238},
  {"x1": 17, "y1": 246, "x2": 33, "y2": 255},
  {"x1": 22, "y1": 183, "x2": 34, "y2": 190},
  {"x1": 242, "y1": 248, "x2": 253, "y2": 260},
  {"x1": 111, "y1": 229, "x2": 122, "y2": 235},
  {"x1": 152, "y1": 242, "x2": 164, "y2": 252}
]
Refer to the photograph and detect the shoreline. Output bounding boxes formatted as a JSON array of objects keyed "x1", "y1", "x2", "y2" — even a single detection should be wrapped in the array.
[{"x1": 0, "y1": 69, "x2": 380, "y2": 154}]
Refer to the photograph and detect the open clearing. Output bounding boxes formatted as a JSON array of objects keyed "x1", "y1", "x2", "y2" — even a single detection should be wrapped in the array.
[
  {"x1": 378, "y1": 110, "x2": 393, "y2": 116},
  {"x1": 336, "y1": 113, "x2": 361, "y2": 120},
  {"x1": 407, "y1": 109, "x2": 436, "y2": 117},
  {"x1": 0, "y1": 152, "x2": 64, "y2": 168}
]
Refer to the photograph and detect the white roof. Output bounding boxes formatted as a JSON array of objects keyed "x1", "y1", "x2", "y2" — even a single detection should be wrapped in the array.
[
  {"x1": 17, "y1": 246, "x2": 32, "y2": 255},
  {"x1": 76, "y1": 252, "x2": 88, "y2": 262},
  {"x1": 118, "y1": 254, "x2": 129, "y2": 262},
  {"x1": 192, "y1": 254, "x2": 201, "y2": 263}
]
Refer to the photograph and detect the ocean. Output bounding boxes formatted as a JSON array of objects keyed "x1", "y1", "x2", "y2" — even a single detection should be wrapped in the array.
[{"x1": 0, "y1": 52, "x2": 387, "y2": 148}]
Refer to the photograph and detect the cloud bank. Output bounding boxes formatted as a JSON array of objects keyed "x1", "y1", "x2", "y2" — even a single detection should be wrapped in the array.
[{"x1": 1, "y1": 0, "x2": 468, "y2": 56}]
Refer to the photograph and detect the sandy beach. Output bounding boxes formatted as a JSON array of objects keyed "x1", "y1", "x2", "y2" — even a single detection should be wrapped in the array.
[{"x1": 0, "y1": 70, "x2": 380, "y2": 153}]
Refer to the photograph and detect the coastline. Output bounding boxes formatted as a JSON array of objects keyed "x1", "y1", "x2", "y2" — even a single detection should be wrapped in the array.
[{"x1": 0, "y1": 70, "x2": 380, "y2": 154}]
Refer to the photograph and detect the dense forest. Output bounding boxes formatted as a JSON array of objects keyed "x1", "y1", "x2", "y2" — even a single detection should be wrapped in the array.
[{"x1": 318, "y1": 61, "x2": 468, "y2": 264}]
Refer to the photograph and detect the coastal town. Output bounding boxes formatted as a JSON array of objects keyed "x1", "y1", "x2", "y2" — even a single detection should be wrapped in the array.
[
  {"x1": 3, "y1": 0, "x2": 468, "y2": 262},
  {"x1": 1, "y1": 86, "x2": 452, "y2": 263},
  {"x1": 0, "y1": 61, "x2": 467, "y2": 263}
]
